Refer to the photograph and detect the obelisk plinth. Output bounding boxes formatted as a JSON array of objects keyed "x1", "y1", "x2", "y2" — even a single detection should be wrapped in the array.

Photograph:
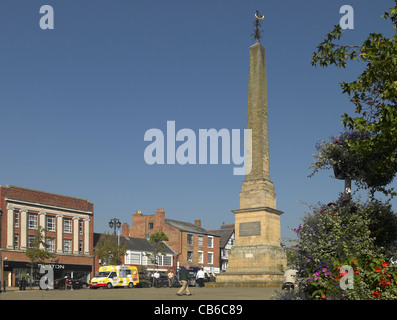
[{"x1": 216, "y1": 27, "x2": 286, "y2": 287}]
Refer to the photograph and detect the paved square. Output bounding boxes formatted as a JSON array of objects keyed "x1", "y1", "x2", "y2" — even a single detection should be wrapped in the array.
[{"x1": 0, "y1": 286, "x2": 281, "y2": 300}]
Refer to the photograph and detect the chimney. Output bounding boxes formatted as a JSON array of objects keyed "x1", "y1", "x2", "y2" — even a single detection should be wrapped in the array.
[
  {"x1": 122, "y1": 222, "x2": 130, "y2": 237},
  {"x1": 194, "y1": 219, "x2": 201, "y2": 228},
  {"x1": 155, "y1": 208, "x2": 165, "y2": 223}
]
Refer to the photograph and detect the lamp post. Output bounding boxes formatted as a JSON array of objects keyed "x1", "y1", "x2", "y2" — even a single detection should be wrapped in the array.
[{"x1": 109, "y1": 218, "x2": 122, "y2": 246}]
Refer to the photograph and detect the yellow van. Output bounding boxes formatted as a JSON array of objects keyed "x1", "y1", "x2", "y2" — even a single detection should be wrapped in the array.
[{"x1": 90, "y1": 265, "x2": 139, "y2": 289}]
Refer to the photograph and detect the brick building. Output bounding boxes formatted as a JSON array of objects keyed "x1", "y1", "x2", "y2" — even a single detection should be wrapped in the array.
[
  {"x1": 92, "y1": 233, "x2": 176, "y2": 275},
  {"x1": 0, "y1": 185, "x2": 94, "y2": 288},
  {"x1": 122, "y1": 208, "x2": 220, "y2": 273}
]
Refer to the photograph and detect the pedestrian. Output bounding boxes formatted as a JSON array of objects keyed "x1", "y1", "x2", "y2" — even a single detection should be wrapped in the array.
[
  {"x1": 168, "y1": 270, "x2": 174, "y2": 288},
  {"x1": 176, "y1": 265, "x2": 192, "y2": 296},
  {"x1": 153, "y1": 270, "x2": 160, "y2": 288},
  {"x1": 65, "y1": 276, "x2": 71, "y2": 290},
  {"x1": 196, "y1": 268, "x2": 205, "y2": 287}
]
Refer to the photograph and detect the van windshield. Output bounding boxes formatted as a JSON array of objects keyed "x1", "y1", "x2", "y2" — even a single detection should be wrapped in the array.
[{"x1": 97, "y1": 272, "x2": 111, "y2": 277}]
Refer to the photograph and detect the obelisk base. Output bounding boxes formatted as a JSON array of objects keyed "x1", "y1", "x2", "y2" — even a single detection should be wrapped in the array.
[{"x1": 214, "y1": 244, "x2": 286, "y2": 287}]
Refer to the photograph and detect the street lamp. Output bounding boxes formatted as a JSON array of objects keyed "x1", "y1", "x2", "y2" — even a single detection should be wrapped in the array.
[{"x1": 109, "y1": 218, "x2": 122, "y2": 246}]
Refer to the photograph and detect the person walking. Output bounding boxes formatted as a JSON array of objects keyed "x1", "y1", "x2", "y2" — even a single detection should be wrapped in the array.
[
  {"x1": 168, "y1": 270, "x2": 174, "y2": 288},
  {"x1": 196, "y1": 268, "x2": 205, "y2": 287},
  {"x1": 176, "y1": 265, "x2": 192, "y2": 296},
  {"x1": 153, "y1": 270, "x2": 160, "y2": 288}
]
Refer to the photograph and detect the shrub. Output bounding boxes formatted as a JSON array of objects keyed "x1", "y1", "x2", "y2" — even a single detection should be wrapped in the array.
[{"x1": 278, "y1": 195, "x2": 397, "y2": 300}]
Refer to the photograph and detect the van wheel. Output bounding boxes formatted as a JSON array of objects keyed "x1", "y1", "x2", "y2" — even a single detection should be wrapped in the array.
[
  {"x1": 128, "y1": 282, "x2": 134, "y2": 288},
  {"x1": 106, "y1": 283, "x2": 113, "y2": 289}
]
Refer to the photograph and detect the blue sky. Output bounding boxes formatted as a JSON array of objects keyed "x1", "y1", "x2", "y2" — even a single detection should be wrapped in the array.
[{"x1": 0, "y1": 0, "x2": 395, "y2": 242}]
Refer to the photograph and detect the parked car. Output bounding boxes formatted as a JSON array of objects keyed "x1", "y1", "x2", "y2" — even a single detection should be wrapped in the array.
[{"x1": 54, "y1": 277, "x2": 89, "y2": 289}]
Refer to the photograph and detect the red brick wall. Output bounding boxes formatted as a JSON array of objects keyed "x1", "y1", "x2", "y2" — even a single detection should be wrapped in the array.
[
  {"x1": 127, "y1": 209, "x2": 220, "y2": 269},
  {"x1": 0, "y1": 185, "x2": 94, "y2": 252},
  {"x1": 0, "y1": 185, "x2": 95, "y2": 282}
]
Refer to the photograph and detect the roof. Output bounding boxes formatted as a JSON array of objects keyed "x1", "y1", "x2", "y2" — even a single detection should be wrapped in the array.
[
  {"x1": 165, "y1": 219, "x2": 220, "y2": 237},
  {"x1": 93, "y1": 233, "x2": 175, "y2": 255},
  {"x1": 208, "y1": 228, "x2": 234, "y2": 248}
]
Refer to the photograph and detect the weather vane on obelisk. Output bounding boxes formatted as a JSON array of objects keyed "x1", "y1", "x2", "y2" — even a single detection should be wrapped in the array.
[{"x1": 252, "y1": 10, "x2": 265, "y2": 42}]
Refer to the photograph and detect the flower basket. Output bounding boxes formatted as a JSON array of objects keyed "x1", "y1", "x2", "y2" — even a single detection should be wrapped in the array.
[{"x1": 333, "y1": 164, "x2": 347, "y2": 180}]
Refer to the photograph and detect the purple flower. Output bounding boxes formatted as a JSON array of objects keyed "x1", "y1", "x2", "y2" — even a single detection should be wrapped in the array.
[
  {"x1": 306, "y1": 259, "x2": 311, "y2": 263},
  {"x1": 322, "y1": 268, "x2": 327, "y2": 273}
]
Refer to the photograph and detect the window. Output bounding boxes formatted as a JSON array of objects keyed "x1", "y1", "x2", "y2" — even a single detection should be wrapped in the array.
[
  {"x1": 28, "y1": 235, "x2": 35, "y2": 248},
  {"x1": 46, "y1": 238, "x2": 55, "y2": 252},
  {"x1": 208, "y1": 252, "x2": 213, "y2": 264},
  {"x1": 14, "y1": 234, "x2": 19, "y2": 249},
  {"x1": 63, "y1": 218, "x2": 72, "y2": 233},
  {"x1": 46, "y1": 216, "x2": 56, "y2": 232},
  {"x1": 14, "y1": 211, "x2": 19, "y2": 227},
  {"x1": 187, "y1": 250, "x2": 193, "y2": 263},
  {"x1": 187, "y1": 233, "x2": 193, "y2": 246},
  {"x1": 63, "y1": 239, "x2": 72, "y2": 253},
  {"x1": 28, "y1": 213, "x2": 37, "y2": 229},
  {"x1": 142, "y1": 254, "x2": 150, "y2": 265},
  {"x1": 198, "y1": 251, "x2": 203, "y2": 264},
  {"x1": 79, "y1": 220, "x2": 83, "y2": 235},
  {"x1": 148, "y1": 223, "x2": 154, "y2": 229},
  {"x1": 208, "y1": 236, "x2": 213, "y2": 248},
  {"x1": 157, "y1": 255, "x2": 172, "y2": 267},
  {"x1": 79, "y1": 240, "x2": 83, "y2": 254},
  {"x1": 198, "y1": 235, "x2": 203, "y2": 247},
  {"x1": 125, "y1": 251, "x2": 141, "y2": 265},
  {"x1": 162, "y1": 255, "x2": 172, "y2": 267}
]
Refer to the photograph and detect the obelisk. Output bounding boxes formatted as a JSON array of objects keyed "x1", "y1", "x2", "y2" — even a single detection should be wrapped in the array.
[{"x1": 216, "y1": 11, "x2": 286, "y2": 287}]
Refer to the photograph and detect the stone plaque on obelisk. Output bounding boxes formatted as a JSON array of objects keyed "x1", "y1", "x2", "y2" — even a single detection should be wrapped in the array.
[{"x1": 216, "y1": 11, "x2": 286, "y2": 287}]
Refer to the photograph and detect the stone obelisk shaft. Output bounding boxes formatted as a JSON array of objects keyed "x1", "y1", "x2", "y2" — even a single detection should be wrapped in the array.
[
  {"x1": 239, "y1": 42, "x2": 276, "y2": 210},
  {"x1": 246, "y1": 42, "x2": 270, "y2": 181}
]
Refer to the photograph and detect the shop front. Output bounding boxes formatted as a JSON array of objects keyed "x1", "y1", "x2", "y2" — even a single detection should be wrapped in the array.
[{"x1": 3, "y1": 260, "x2": 92, "y2": 288}]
